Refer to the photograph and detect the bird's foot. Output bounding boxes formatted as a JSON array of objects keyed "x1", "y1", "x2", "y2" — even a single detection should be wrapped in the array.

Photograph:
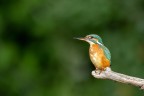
[
  {"x1": 95, "y1": 68, "x2": 98, "y2": 73},
  {"x1": 98, "y1": 69, "x2": 104, "y2": 74},
  {"x1": 95, "y1": 68, "x2": 103, "y2": 75}
]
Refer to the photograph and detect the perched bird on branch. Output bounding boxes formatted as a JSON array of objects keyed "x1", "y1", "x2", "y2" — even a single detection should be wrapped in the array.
[
  {"x1": 75, "y1": 34, "x2": 144, "y2": 90},
  {"x1": 75, "y1": 34, "x2": 111, "y2": 73}
]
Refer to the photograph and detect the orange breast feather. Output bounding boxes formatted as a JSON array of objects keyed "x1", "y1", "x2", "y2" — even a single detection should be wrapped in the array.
[{"x1": 89, "y1": 44, "x2": 110, "y2": 70}]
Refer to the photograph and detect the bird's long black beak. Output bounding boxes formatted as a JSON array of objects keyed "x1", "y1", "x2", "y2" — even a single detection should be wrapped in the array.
[{"x1": 73, "y1": 37, "x2": 86, "y2": 41}]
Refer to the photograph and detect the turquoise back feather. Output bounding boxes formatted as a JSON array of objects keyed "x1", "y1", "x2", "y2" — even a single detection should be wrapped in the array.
[{"x1": 102, "y1": 45, "x2": 111, "y2": 61}]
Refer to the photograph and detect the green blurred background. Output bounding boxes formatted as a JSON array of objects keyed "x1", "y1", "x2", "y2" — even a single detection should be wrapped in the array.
[{"x1": 0, "y1": 0, "x2": 144, "y2": 96}]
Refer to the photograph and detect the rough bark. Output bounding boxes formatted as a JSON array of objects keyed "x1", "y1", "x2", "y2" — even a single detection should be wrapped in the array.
[{"x1": 91, "y1": 67, "x2": 144, "y2": 90}]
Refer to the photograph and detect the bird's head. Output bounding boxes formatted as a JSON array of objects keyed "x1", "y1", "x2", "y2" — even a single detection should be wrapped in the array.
[{"x1": 75, "y1": 34, "x2": 103, "y2": 45}]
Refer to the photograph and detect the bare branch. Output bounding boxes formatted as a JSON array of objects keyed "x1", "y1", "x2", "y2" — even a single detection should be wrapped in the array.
[{"x1": 91, "y1": 67, "x2": 144, "y2": 90}]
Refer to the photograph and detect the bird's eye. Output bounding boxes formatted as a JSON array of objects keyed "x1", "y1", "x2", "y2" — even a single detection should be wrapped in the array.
[{"x1": 88, "y1": 36, "x2": 93, "y2": 39}]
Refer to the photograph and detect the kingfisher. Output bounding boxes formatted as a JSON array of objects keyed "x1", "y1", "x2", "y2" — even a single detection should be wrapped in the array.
[{"x1": 75, "y1": 34, "x2": 111, "y2": 72}]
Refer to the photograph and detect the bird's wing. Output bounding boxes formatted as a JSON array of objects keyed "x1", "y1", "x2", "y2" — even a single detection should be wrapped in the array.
[{"x1": 103, "y1": 46, "x2": 111, "y2": 61}]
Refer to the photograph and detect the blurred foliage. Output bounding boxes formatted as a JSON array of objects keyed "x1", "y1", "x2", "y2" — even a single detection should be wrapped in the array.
[{"x1": 0, "y1": 0, "x2": 144, "y2": 96}]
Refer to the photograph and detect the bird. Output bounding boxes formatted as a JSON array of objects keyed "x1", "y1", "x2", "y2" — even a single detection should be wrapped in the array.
[{"x1": 75, "y1": 34, "x2": 111, "y2": 73}]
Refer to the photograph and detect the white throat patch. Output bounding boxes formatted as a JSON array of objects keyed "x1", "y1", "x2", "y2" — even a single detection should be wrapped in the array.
[{"x1": 86, "y1": 40, "x2": 95, "y2": 46}]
